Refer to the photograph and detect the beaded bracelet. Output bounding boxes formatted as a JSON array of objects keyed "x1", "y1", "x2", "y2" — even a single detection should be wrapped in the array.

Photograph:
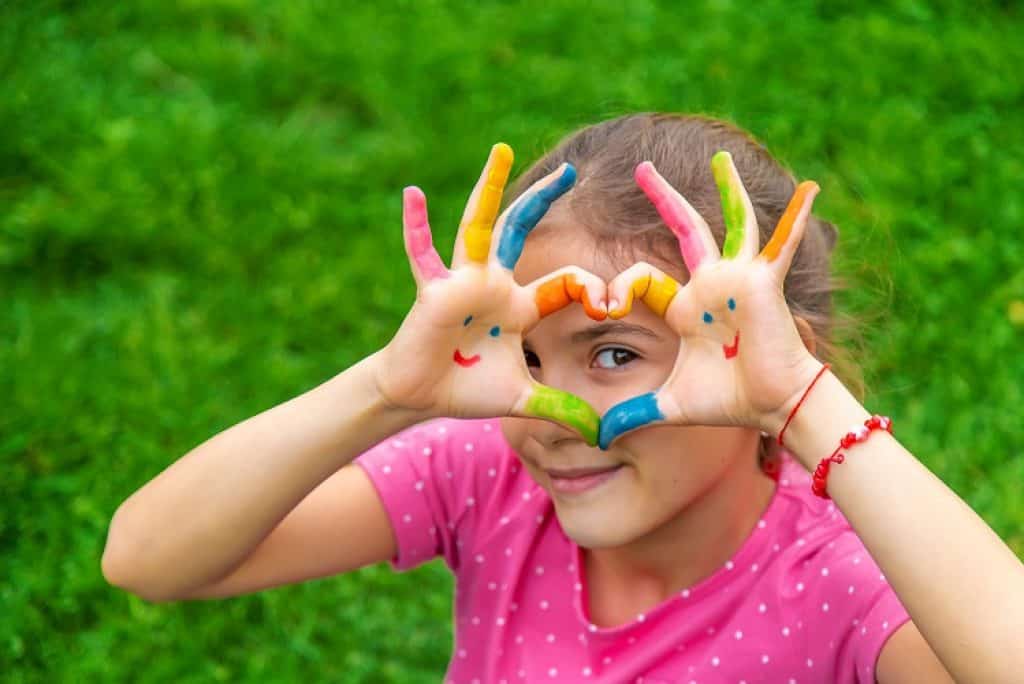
[{"x1": 811, "y1": 415, "x2": 893, "y2": 499}]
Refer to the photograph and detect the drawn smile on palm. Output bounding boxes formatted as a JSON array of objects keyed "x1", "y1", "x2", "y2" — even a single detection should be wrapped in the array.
[
  {"x1": 453, "y1": 315, "x2": 500, "y2": 368},
  {"x1": 704, "y1": 297, "x2": 740, "y2": 360}
]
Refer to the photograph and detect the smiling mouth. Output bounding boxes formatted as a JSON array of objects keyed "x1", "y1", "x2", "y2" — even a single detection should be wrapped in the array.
[
  {"x1": 723, "y1": 330, "x2": 740, "y2": 359},
  {"x1": 453, "y1": 349, "x2": 481, "y2": 367}
]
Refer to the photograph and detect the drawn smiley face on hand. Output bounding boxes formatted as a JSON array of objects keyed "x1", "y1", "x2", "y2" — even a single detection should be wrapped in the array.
[
  {"x1": 702, "y1": 296, "x2": 740, "y2": 359},
  {"x1": 452, "y1": 315, "x2": 501, "y2": 368}
]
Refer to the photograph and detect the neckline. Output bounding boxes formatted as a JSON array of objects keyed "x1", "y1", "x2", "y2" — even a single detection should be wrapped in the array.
[{"x1": 568, "y1": 465, "x2": 787, "y2": 636}]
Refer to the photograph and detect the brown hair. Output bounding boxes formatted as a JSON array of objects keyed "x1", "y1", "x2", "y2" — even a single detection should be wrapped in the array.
[{"x1": 507, "y1": 112, "x2": 864, "y2": 470}]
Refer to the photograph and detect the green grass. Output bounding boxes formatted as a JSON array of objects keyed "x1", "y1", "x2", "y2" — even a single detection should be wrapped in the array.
[{"x1": 3, "y1": 1, "x2": 1023, "y2": 681}]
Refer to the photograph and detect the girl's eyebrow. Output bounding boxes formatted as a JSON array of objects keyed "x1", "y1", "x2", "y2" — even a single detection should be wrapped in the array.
[{"x1": 569, "y1": 322, "x2": 661, "y2": 344}]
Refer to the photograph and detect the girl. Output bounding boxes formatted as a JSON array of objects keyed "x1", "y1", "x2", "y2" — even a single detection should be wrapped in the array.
[{"x1": 102, "y1": 114, "x2": 1023, "y2": 683}]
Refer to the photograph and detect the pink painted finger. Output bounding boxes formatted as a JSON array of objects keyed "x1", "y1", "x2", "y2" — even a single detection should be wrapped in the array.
[
  {"x1": 403, "y1": 186, "x2": 449, "y2": 284},
  {"x1": 635, "y1": 161, "x2": 720, "y2": 274}
]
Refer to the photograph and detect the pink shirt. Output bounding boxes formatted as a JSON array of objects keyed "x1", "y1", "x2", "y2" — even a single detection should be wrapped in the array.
[{"x1": 355, "y1": 417, "x2": 911, "y2": 683}]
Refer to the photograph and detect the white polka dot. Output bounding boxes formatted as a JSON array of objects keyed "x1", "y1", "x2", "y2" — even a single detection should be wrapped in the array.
[
  {"x1": 536, "y1": 514, "x2": 544, "y2": 524},
  {"x1": 880, "y1": 573, "x2": 886, "y2": 581},
  {"x1": 500, "y1": 516, "x2": 510, "y2": 525},
  {"x1": 681, "y1": 589, "x2": 691, "y2": 598},
  {"x1": 861, "y1": 626, "x2": 868, "y2": 635},
  {"x1": 711, "y1": 656, "x2": 720, "y2": 666},
  {"x1": 392, "y1": 440, "x2": 404, "y2": 448},
  {"x1": 483, "y1": 423, "x2": 493, "y2": 431},
  {"x1": 758, "y1": 603, "x2": 767, "y2": 613},
  {"x1": 734, "y1": 630, "x2": 743, "y2": 640},
  {"x1": 497, "y1": 617, "x2": 505, "y2": 626},
  {"x1": 603, "y1": 656, "x2": 612, "y2": 665},
  {"x1": 707, "y1": 627, "x2": 716, "y2": 635},
  {"x1": 568, "y1": 564, "x2": 575, "y2": 572},
  {"x1": 848, "y1": 585, "x2": 856, "y2": 594},
  {"x1": 466, "y1": 497, "x2": 475, "y2": 507},
  {"x1": 539, "y1": 600, "x2": 549, "y2": 610},
  {"x1": 471, "y1": 616, "x2": 480, "y2": 625},
  {"x1": 589, "y1": 624, "x2": 598, "y2": 633},
  {"x1": 782, "y1": 478, "x2": 790, "y2": 486},
  {"x1": 522, "y1": 492, "x2": 531, "y2": 500},
  {"x1": 822, "y1": 602, "x2": 830, "y2": 612},
  {"x1": 428, "y1": 526, "x2": 436, "y2": 535},
  {"x1": 782, "y1": 626, "x2": 791, "y2": 637},
  {"x1": 725, "y1": 560, "x2": 735, "y2": 570},
  {"x1": 883, "y1": 620, "x2": 889, "y2": 629},
  {"x1": 821, "y1": 567, "x2": 830, "y2": 576},
  {"x1": 796, "y1": 582, "x2": 804, "y2": 592},
  {"x1": 637, "y1": 613, "x2": 646, "y2": 622},
  {"x1": 574, "y1": 582, "x2": 582, "y2": 592},
  {"x1": 445, "y1": 471, "x2": 453, "y2": 479},
  {"x1": 582, "y1": 667, "x2": 592, "y2": 677},
  {"x1": 488, "y1": 582, "x2": 497, "y2": 591},
  {"x1": 773, "y1": 543, "x2": 781, "y2": 552},
  {"x1": 762, "y1": 654, "x2": 770, "y2": 664},
  {"x1": 797, "y1": 538, "x2": 806, "y2": 546},
  {"x1": 548, "y1": 668, "x2": 557, "y2": 677},
  {"x1": 758, "y1": 519, "x2": 767, "y2": 529},
  {"x1": 505, "y1": 547, "x2": 513, "y2": 556},
  {"x1": 458, "y1": 649, "x2": 467, "y2": 658},
  {"x1": 546, "y1": 633, "x2": 555, "y2": 643},
  {"x1": 515, "y1": 635, "x2": 524, "y2": 644},
  {"x1": 853, "y1": 618, "x2": 860, "y2": 626},
  {"x1": 751, "y1": 563, "x2": 759, "y2": 572},
  {"x1": 414, "y1": 480, "x2": 425, "y2": 491},
  {"x1": 807, "y1": 658, "x2": 814, "y2": 667},
  {"x1": 402, "y1": 513, "x2": 412, "y2": 524},
  {"x1": 475, "y1": 553, "x2": 484, "y2": 563},
  {"x1": 422, "y1": 447, "x2": 432, "y2": 456},
  {"x1": 382, "y1": 465, "x2": 392, "y2": 474},
  {"x1": 464, "y1": 443, "x2": 474, "y2": 452},
  {"x1": 853, "y1": 556, "x2": 861, "y2": 564},
  {"x1": 488, "y1": 468, "x2": 497, "y2": 477},
  {"x1": 518, "y1": 670, "x2": 525, "y2": 678}
]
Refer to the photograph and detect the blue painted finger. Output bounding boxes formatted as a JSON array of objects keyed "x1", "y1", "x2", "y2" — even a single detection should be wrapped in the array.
[
  {"x1": 598, "y1": 392, "x2": 665, "y2": 450},
  {"x1": 495, "y1": 164, "x2": 576, "y2": 269}
]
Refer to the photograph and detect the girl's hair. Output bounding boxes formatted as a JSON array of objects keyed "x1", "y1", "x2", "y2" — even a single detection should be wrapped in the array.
[{"x1": 507, "y1": 112, "x2": 864, "y2": 471}]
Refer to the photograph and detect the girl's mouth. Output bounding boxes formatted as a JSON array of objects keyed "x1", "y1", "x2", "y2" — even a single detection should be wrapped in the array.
[
  {"x1": 723, "y1": 330, "x2": 740, "y2": 359},
  {"x1": 453, "y1": 349, "x2": 481, "y2": 367}
]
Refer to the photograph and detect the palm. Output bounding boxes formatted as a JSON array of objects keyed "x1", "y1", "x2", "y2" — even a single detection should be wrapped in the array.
[{"x1": 376, "y1": 144, "x2": 606, "y2": 444}]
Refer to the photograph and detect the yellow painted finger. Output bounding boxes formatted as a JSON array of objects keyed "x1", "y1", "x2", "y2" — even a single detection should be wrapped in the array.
[{"x1": 463, "y1": 143, "x2": 514, "y2": 263}]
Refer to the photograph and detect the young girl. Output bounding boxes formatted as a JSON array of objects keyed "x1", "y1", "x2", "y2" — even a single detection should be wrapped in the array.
[{"x1": 102, "y1": 114, "x2": 1023, "y2": 683}]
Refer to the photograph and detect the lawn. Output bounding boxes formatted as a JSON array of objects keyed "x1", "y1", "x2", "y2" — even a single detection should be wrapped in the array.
[{"x1": 2, "y1": 1, "x2": 1023, "y2": 681}]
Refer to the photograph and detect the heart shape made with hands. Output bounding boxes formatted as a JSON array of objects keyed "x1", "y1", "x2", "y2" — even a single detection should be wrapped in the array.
[{"x1": 396, "y1": 144, "x2": 819, "y2": 451}]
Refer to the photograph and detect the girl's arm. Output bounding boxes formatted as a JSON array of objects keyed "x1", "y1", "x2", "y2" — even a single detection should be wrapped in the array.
[
  {"x1": 777, "y1": 370, "x2": 1024, "y2": 684},
  {"x1": 102, "y1": 145, "x2": 607, "y2": 601}
]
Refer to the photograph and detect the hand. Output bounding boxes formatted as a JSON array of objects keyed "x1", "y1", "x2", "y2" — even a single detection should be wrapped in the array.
[
  {"x1": 375, "y1": 144, "x2": 608, "y2": 445},
  {"x1": 598, "y1": 152, "x2": 824, "y2": 449}
]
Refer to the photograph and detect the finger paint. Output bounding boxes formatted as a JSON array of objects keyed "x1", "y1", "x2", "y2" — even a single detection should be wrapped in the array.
[
  {"x1": 760, "y1": 181, "x2": 819, "y2": 263},
  {"x1": 496, "y1": 164, "x2": 576, "y2": 270},
  {"x1": 534, "y1": 271, "x2": 606, "y2": 320},
  {"x1": 711, "y1": 151, "x2": 746, "y2": 260},
  {"x1": 525, "y1": 385, "x2": 600, "y2": 446},
  {"x1": 403, "y1": 187, "x2": 448, "y2": 280},
  {"x1": 723, "y1": 330, "x2": 740, "y2": 359},
  {"x1": 635, "y1": 161, "x2": 707, "y2": 273},
  {"x1": 489, "y1": 326, "x2": 501, "y2": 337},
  {"x1": 610, "y1": 271, "x2": 680, "y2": 319},
  {"x1": 598, "y1": 392, "x2": 664, "y2": 450},
  {"x1": 464, "y1": 143, "x2": 514, "y2": 263},
  {"x1": 453, "y1": 349, "x2": 481, "y2": 367}
]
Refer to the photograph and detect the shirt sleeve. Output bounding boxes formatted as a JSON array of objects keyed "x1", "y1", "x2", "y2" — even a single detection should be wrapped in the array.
[{"x1": 352, "y1": 417, "x2": 508, "y2": 573}]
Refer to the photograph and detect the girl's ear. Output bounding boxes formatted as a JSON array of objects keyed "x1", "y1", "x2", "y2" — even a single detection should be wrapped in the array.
[{"x1": 793, "y1": 315, "x2": 818, "y2": 356}]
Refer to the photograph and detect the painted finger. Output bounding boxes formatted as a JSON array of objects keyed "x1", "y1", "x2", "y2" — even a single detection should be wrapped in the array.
[
  {"x1": 515, "y1": 383, "x2": 600, "y2": 447},
  {"x1": 453, "y1": 143, "x2": 514, "y2": 267},
  {"x1": 402, "y1": 186, "x2": 449, "y2": 285},
  {"x1": 711, "y1": 150, "x2": 760, "y2": 260},
  {"x1": 492, "y1": 162, "x2": 577, "y2": 270},
  {"x1": 597, "y1": 391, "x2": 680, "y2": 450},
  {"x1": 606, "y1": 262, "x2": 682, "y2": 320},
  {"x1": 635, "y1": 161, "x2": 719, "y2": 274},
  {"x1": 527, "y1": 266, "x2": 607, "y2": 323},
  {"x1": 759, "y1": 181, "x2": 820, "y2": 277}
]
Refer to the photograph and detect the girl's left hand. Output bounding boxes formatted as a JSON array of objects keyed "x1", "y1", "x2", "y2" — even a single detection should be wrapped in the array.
[{"x1": 598, "y1": 153, "x2": 825, "y2": 449}]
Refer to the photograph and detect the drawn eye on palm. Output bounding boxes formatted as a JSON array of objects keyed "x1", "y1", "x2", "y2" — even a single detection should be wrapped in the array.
[{"x1": 598, "y1": 151, "x2": 821, "y2": 449}]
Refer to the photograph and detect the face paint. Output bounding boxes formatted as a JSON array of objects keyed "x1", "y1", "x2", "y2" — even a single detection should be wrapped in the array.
[
  {"x1": 453, "y1": 349, "x2": 481, "y2": 367},
  {"x1": 402, "y1": 187, "x2": 448, "y2": 281},
  {"x1": 524, "y1": 384, "x2": 600, "y2": 446},
  {"x1": 496, "y1": 164, "x2": 576, "y2": 270},
  {"x1": 711, "y1": 151, "x2": 747, "y2": 260},
  {"x1": 463, "y1": 143, "x2": 514, "y2": 263},
  {"x1": 598, "y1": 392, "x2": 664, "y2": 450},
  {"x1": 723, "y1": 330, "x2": 740, "y2": 359},
  {"x1": 534, "y1": 271, "x2": 606, "y2": 321},
  {"x1": 760, "y1": 181, "x2": 819, "y2": 263},
  {"x1": 634, "y1": 162, "x2": 707, "y2": 273}
]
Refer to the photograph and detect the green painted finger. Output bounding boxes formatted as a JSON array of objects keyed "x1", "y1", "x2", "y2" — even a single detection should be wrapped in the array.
[
  {"x1": 524, "y1": 385, "x2": 600, "y2": 446},
  {"x1": 711, "y1": 150, "x2": 747, "y2": 259}
]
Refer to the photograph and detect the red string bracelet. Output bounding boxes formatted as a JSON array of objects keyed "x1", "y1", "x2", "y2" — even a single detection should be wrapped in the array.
[
  {"x1": 777, "y1": 363, "x2": 831, "y2": 448},
  {"x1": 811, "y1": 415, "x2": 894, "y2": 499}
]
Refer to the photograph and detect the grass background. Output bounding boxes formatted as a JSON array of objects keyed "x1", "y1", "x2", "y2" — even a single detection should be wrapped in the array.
[{"x1": 3, "y1": 1, "x2": 1023, "y2": 681}]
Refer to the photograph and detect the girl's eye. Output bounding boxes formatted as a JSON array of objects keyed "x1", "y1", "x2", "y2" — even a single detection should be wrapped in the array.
[
  {"x1": 523, "y1": 349, "x2": 541, "y2": 368},
  {"x1": 593, "y1": 347, "x2": 637, "y2": 370}
]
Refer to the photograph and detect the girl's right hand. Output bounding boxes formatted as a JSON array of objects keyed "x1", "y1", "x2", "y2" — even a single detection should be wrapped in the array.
[{"x1": 374, "y1": 144, "x2": 607, "y2": 445}]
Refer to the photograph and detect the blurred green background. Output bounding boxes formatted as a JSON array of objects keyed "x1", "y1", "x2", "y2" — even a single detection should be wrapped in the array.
[{"x1": 3, "y1": 1, "x2": 1023, "y2": 681}]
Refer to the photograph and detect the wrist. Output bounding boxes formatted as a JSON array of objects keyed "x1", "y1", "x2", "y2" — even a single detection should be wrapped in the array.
[
  {"x1": 759, "y1": 356, "x2": 828, "y2": 437},
  {"x1": 773, "y1": 369, "x2": 871, "y2": 471}
]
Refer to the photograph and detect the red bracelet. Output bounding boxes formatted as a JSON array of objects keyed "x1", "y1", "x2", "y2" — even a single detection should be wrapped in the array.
[
  {"x1": 777, "y1": 363, "x2": 831, "y2": 448},
  {"x1": 811, "y1": 415, "x2": 893, "y2": 499}
]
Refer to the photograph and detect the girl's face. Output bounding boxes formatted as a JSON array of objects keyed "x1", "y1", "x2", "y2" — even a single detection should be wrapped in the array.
[{"x1": 502, "y1": 216, "x2": 762, "y2": 550}]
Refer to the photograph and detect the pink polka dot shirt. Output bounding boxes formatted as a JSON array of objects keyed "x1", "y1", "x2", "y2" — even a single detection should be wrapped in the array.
[{"x1": 354, "y1": 418, "x2": 911, "y2": 683}]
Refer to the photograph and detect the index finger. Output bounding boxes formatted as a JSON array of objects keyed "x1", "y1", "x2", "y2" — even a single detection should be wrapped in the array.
[{"x1": 454, "y1": 143, "x2": 515, "y2": 267}]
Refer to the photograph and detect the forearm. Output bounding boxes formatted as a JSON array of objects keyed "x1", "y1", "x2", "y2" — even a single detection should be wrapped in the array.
[
  {"x1": 781, "y1": 370, "x2": 1024, "y2": 683},
  {"x1": 102, "y1": 351, "x2": 423, "y2": 600}
]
